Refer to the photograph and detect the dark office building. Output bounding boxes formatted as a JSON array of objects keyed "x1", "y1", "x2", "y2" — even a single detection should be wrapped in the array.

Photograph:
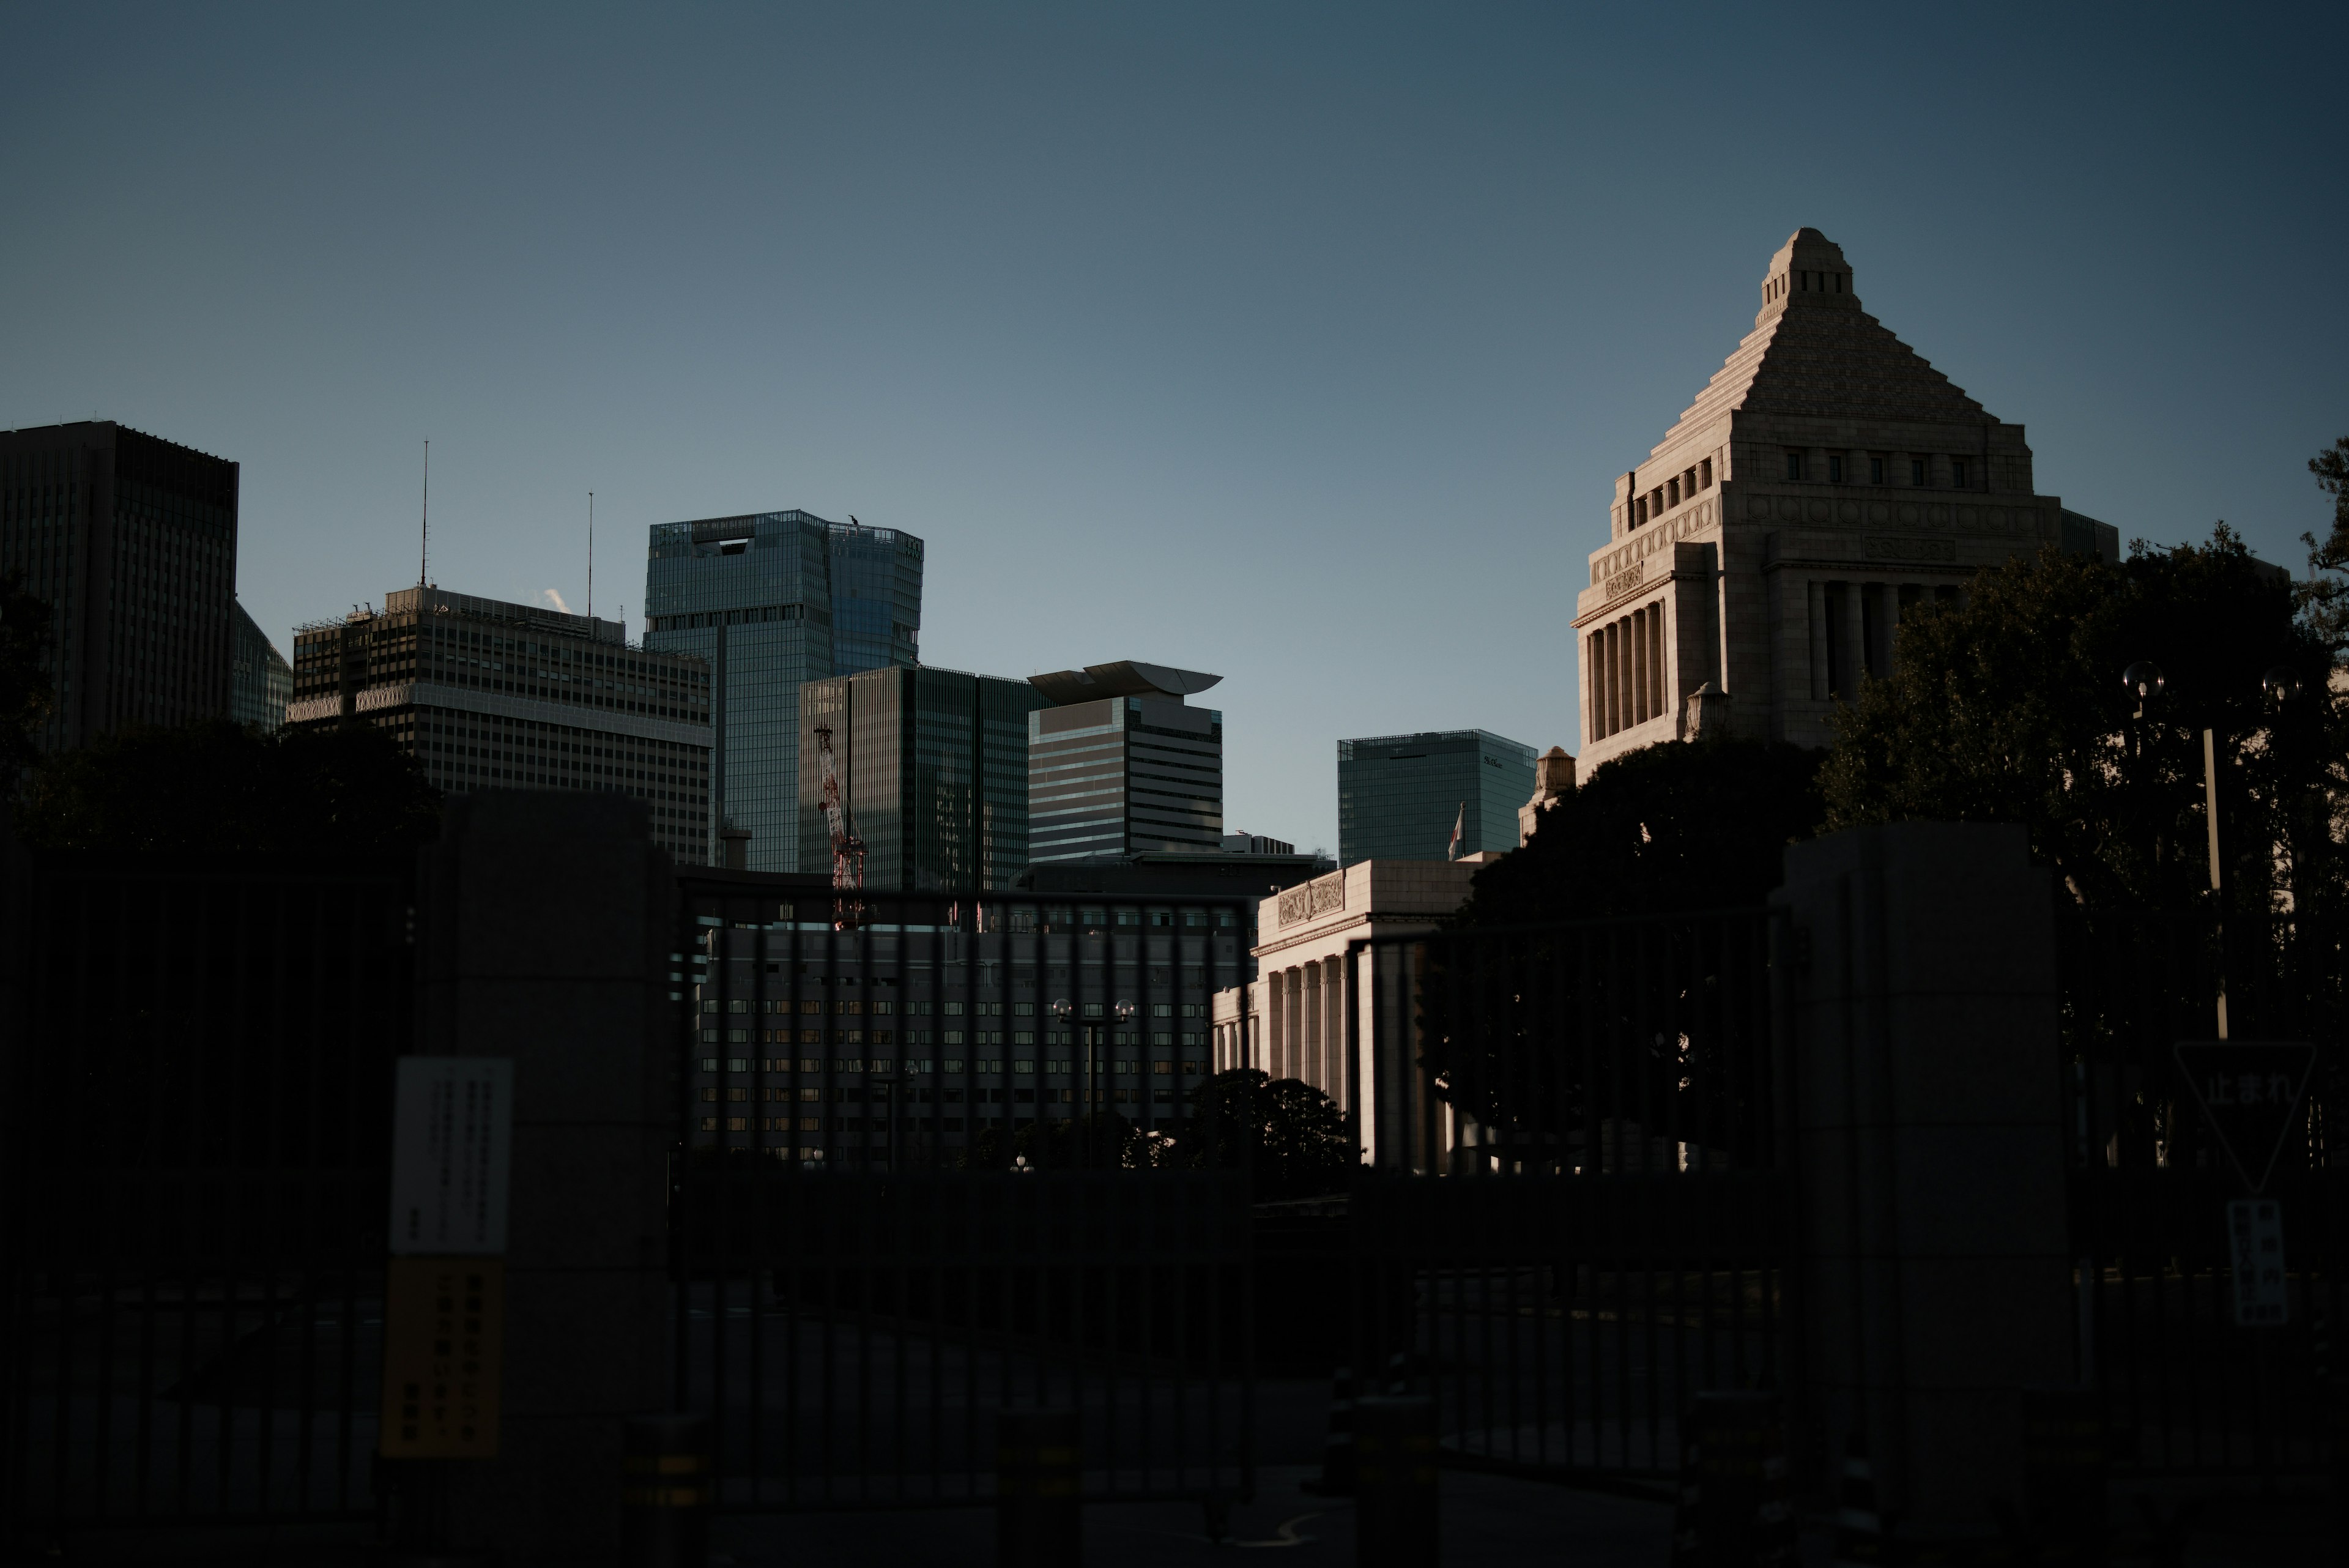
[
  {"x1": 689, "y1": 910, "x2": 1246, "y2": 1163},
  {"x1": 0, "y1": 421, "x2": 238, "y2": 751},
  {"x1": 796, "y1": 665, "x2": 1047, "y2": 891},
  {"x1": 1337, "y1": 729, "x2": 1537, "y2": 866},
  {"x1": 1028, "y1": 662, "x2": 1224, "y2": 863},
  {"x1": 230, "y1": 601, "x2": 291, "y2": 732},
  {"x1": 645, "y1": 512, "x2": 922, "y2": 872},
  {"x1": 288, "y1": 586, "x2": 714, "y2": 863}
]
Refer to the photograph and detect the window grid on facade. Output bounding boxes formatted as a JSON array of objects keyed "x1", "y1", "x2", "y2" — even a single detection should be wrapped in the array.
[
  {"x1": 1334, "y1": 729, "x2": 1535, "y2": 866},
  {"x1": 288, "y1": 585, "x2": 714, "y2": 863}
]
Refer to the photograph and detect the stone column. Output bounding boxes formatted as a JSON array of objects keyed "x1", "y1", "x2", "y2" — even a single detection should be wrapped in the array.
[
  {"x1": 1773, "y1": 822, "x2": 2071, "y2": 1540},
  {"x1": 1844, "y1": 581, "x2": 1867, "y2": 691},
  {"x1": 412, "y1": 791, "x2": 674, "y2": 1560},
  {"x1": 1322, "y1": 961, "x2": 1345, "y2": 1109},
  {"x1": 1807, "y1": 581, "x2": 1829, "y2": 701},
  {"x1": 1301, "y1": 959, "x2": 1321, "y2": 1092}
]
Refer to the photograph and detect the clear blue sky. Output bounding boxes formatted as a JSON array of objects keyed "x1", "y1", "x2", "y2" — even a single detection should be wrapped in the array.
[{"x1": 6, "y1": 3, "x2": 2343, "y2": 854}]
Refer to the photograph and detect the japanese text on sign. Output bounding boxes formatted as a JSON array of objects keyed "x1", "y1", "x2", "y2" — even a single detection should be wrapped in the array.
[
  {"x1": 2200, "y1": 1071, "x2": 2298, "y2": 1107},
  {"x1": 380, "y1": 1256, "x2": 505, "y2": 1457},
  {"x1": 388, "y1": 1057, "x2": 513, "y2": 1256}
]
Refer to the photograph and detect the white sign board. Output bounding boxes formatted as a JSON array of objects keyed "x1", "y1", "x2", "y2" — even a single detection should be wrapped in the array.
[
  {"x1": 388, "y1": 1057, "x2": 514, "y2": 1256},
  {"x1": 2225, "y1": 1198, "x2": 2287, "y2": 1327}
]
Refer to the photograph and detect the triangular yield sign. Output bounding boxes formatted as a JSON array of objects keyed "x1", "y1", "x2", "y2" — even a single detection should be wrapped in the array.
[{"x1": 2172, "y1": 1041, "x2": 2319, "y2": 1196}]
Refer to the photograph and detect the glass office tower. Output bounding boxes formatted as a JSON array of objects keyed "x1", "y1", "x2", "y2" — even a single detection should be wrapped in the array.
[
  {"x1": 1027, "y1": 662, "x2": 1224, "y2": 864},
  {"x1": 645, "y1": 512, "x2": 922, "y2": 871},
  {"x1": 798, "y1": 666, "x2": 1047, "y2": 890},
  {"x1": 229, "y1": 600, "x2": 291, "y2": 731},
  {"x1": 1337, "y1": 729, "x2": 1536, "y2": 866}
]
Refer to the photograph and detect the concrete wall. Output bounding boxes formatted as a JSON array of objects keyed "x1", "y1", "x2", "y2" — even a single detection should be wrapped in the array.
[
  {"x1": 409, "y1": 791, "x2": 674, "y2": 1560},
  {"x1": 1775, "y1": 820, "x2": 2073, "y2": 1537}
]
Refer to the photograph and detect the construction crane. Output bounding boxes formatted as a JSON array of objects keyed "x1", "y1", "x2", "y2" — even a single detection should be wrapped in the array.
[{"x1": 812, "y1": 723, "x2": 864, "y2": 926}]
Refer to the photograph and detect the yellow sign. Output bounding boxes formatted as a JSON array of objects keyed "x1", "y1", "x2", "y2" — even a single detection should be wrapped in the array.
[{"x1": 380, "y1": 1256, "x2": 504, "y2": 1458}]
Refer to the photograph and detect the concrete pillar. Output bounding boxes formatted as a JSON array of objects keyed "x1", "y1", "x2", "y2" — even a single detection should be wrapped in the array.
[
  {"x1": 1649, "y1": 602, "x2": 1666, "y2": 719},
  {"x1": 1773, "y1": 822, "x2": 2071, "y2": 1542},
  {"x1": 1323, "y1": 961, "x2": 1345, "y2": 1107},
  {"x1": 1844, "y1": 580, "x2": 1867, "y2": 691},
  {"x1": 412, "y1": 791, "x2": 674, "y2": 1560},
  {"x1": 1306, "y1": 959, "x2": 1324, "y2": 1090},
  {"x1": 1286, "y1": 968, "x2": 1303, "y2": 1080},
  {"x1": 1598, "y1": 623, "x2": 1614, "y2": 738},
  {"x1": 1631, "y1": 608, "x2": 1649, "y2": 725},
  {"x1": 1807, "y1": 581, "x2": 1829, "y2": 700}
]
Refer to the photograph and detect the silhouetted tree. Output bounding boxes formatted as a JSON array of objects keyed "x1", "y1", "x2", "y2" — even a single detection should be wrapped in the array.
[
  {"x1": 1823, "y1": 528, "x2": 2347, "y2": 913},
  {"x1": 963, "y1": 1110, "x2": 1148, "y2": 1170},
  {"x1": 1455, "y1": 736, "x2": 1826, "y2": 929},
  {"x1": 1163, "y1": 1069, "x2": 1355, "y2": 1197},
  {"x1": 2298, "y1": 434, "x2": 2349, "y2": 652},
  {"x1": 17, "y1": 719, "x2": 442, "y2": 856}
]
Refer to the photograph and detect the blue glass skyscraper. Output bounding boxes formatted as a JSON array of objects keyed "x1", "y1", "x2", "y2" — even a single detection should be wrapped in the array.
[
  {"x1": 644, "y1": 511, "x2": 922, "y2": 871},
  {"x1": 1337, "y1": 729, "x2": 1537, "y2": 866}
]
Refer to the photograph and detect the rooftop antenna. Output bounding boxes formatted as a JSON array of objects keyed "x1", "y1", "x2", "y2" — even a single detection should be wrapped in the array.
[
  {"x1": 418, "y1": 439, "x2": 429, "y2": 587},
  {"x1": 587, "y1": 492, "x2": 594, "y2": 619}
]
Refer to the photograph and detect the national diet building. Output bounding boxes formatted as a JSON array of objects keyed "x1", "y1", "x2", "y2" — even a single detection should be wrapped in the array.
[{"x1": 1575, "y1": 227, "x2": 2116, "y2": 769}]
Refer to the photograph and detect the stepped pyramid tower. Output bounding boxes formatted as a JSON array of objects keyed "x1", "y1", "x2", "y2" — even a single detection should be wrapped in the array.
[{"x1": 1573, "y1": 228, "x2": 2115, "y2": 767}]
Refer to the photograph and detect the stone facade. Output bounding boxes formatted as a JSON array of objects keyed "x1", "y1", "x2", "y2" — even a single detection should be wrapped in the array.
[
  {"x1": 1516, "y1": 745, "x2": 1575, "y2": 846},
  {"x1": 1211, "y1": 858, "x2": 1482, "y2": 1165},
  {"x1": 1575, "y1": 229, "x2": 2118, "y2": 771}
]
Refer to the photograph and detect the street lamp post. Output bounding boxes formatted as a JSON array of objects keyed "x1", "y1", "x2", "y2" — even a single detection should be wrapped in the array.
[
  {"x1": 1050, "y1": 999, "x2": 1075, "y2": 1162},
  {"x1": 1111, "y1": 1000, "x2": 1137, "y2": 1127},
  {"x1": 2121, "y1": 660, "x2": 2307, "y2": 1039}
]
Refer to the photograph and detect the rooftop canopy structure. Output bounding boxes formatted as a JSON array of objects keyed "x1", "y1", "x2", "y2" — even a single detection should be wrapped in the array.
[{"x1": 1029, "y1": 661, "x2": 1221, "y2": 707}]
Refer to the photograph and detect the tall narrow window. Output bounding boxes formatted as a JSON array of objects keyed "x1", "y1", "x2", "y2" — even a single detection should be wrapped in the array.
[
  {"x1": 1786, "y1": 451, "x2": 1805, "y2": 481},
  {"x1": 1699, "y1": 458, "x2": 1713, "y2": 488},
  {"x1": 1828, "y1": 455, "x2": 1844, "y2": 484},
  {"x1": 1666, "y1": 477, "x2": 1680, "y2": 508},
  {"x1": 1951, "y1": 458, "x2": 1970, "y2": 489},
  {"x1": 1870, "y1": 456, "x2": 1885, "y2": 485},
  {"x1": 1911, "y1": 458, "x2": 1926, "y2": 486}
]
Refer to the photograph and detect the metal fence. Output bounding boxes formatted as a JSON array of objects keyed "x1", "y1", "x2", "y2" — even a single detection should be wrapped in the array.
[
  {"x1": 0, "y1": 848, "x2": 412, "y2": 1532},
  {"x1": 669, "y1": 876, "x2": 1261, "y2": 1512},
  {"x1": 2059, "y1": 906, "x2": 2346, "y2": 1475},
  {"x1": 1354, "y1": 906, "x2": 1794, "y2": 1484}
]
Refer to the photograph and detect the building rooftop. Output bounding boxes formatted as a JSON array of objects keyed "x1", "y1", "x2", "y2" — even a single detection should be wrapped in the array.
[
  {"x1": 1030, "y1": 661, "x2": 1221, "y2": 706},
  {"x1": 1653, "y1": 226, "x2": 1993, "y2": 456}
]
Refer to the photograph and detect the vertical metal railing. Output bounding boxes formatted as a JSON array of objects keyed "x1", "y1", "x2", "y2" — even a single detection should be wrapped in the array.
[
  {"x1": 1353, "y1": 906, "x2": 1791, "y2": 1486},
  {"x1": 2058, "y1": 905, "x2": 2343, "y2": 1476},
  {"x1": 1, "y1": 849, "x2": 409, "y2": 1531},
  {"x1": 667, "y1": 877, "x2": 1258, "y2": 1514}
]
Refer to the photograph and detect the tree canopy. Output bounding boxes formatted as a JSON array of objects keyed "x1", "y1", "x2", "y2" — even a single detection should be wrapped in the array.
[
  {"x1": 15, "y1": 719, "x2": 442, "y2": 856},
  {"x1": 962, "y1": 1110, "x2": 1149, "y2": 1171},
  {"x1": 1822, "y1": 527, "x2": 2347, "y2": 913},
  {"x1": 1455, "y1": 736, "x2": 1825, "y2": 929},
  {"x1": 2298, "y1": 434, "x2": 2349, "y2": 652},
  {"x1": 1164, "y1": 1069, "x2": 1355, "y2": 1198}
]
